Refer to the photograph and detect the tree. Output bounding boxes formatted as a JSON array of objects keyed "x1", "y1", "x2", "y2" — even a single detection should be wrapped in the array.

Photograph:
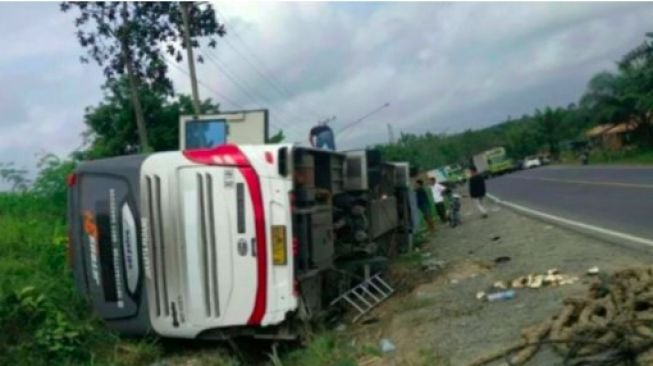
[
  {"x1": 375, "y1": 32, "x2": 653, "y2": 168},
  {"x1": 269, "y1": 130, "x2": 286, "y2": 143},
  {"x1": 31, "y1": 154, "x2": 77, "y2": 210},
  {"x1": 83, "y1": 77, "x2": 220, "y2": 159},
  {"x1": 535, "y1": 107, "x2": 564, "y2": 159},
  {"x1": 617, "y1": 33, "x2": 653, "y2": 146},
  {"x1": 580, "y1": 71, "x2": 629, "y2": 124},
  {"x1": 580, "y1": 33, "x2": 653, "y2": 147},
  {"x1": 0, "y1": 163, "x2": 30, "y2": 192},
  {"x1": 61, "y1": 2, "x2": 226, "y2": 152}
]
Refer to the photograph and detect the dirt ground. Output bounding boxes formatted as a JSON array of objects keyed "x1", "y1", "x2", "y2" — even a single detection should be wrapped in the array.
[{"x1": 349, "y1": 197, "x2": 653, "y2": 366}]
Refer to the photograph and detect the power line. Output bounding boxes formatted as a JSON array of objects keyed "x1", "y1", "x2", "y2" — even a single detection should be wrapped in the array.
[
  {"x1": 336, "y1": 102, "x2": 391, "y2": 136},
  {"x1": 202, "y1": 49, "x2": 307, "y2": 135},
  {"x1": 214, "y1": 8, "x2": 327, "y2": 119},
  {"x1": 165, "y1": 53, "x2": 303, "y2": 135},
  {"x1": 201, "y1": 53, "x2": 305, "y2": 137},
  {"x1": 166, "y1": 57, "x2": 246, "y2": 109}
]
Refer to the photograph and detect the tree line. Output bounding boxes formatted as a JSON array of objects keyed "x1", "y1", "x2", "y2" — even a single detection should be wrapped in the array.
[
  {"x1": 2, "y1": 2, "x2": 224, "y2": 194},
  {"x1": 3, "y1": 12, "x2": 652, "y2": 193},
  {"x1": 377, "y1": 33, "x2": 653, "y2": 170}
]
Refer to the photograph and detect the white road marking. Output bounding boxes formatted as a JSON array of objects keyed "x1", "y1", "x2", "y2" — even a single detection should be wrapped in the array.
[
  {"x1": 487, "y1": 193, "x2": 653, "y2": 248},
  {"x1": 506, "y1": 175, "x2": 653, "y2": 190},
  {"x1": 543, "y1": 165, "x2": 653, "y2": 170}
]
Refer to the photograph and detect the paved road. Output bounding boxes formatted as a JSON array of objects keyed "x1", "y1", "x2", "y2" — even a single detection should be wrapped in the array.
[{"x1": 487, "y1": 165, "x2": 653, "y2": 240}]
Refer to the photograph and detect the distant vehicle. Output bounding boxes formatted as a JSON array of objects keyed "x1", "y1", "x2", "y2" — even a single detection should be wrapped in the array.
[
  {"x1": 472, "y1": 147, "x2": 513, "y2": 177},
  {"x1": 472, "y1": 153, "x2": 490, "y2": 176},
  {"x1": 427, "y1": 164, "x2": 464, "y2": 186},
  {"x1": 427, "y1": 167, "x2": 449, "y2": 183},
  {"x1": 444, "y1": 164, "x2": 465, "y2": 184},
  {"x1": 523, "y1": 156, "x2": 542, "y2": 169},
  {"x1": 539, "y1": 155, "x2": 551, "y2": 165}
]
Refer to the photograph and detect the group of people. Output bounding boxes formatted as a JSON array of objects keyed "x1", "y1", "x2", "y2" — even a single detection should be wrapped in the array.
[
  {"x1": 308, "y1": 121, "x2": 490, "y2": 235},
  {"x1": 415, "y1": 166, "x2": 488, "y2": 234}
]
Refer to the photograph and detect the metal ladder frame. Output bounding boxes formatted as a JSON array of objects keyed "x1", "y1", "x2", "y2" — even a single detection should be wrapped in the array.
[{"x1": 330, "y1": 272, "x2": 395, "y2": 322}]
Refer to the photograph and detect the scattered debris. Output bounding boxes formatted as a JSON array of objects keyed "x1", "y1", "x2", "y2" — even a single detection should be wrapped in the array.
[
  {"x1": 360, "y1": 317, "x2": 380, "y2": 325},
  {"x1": 358, "y1": 356, "x2": 382, "y2": 366},
  {"x1": 468, "y1": 238, "x2": 497, "y2": 255},
  {"x1": 510, "y1": 269, "x2": 578, "y2": 289},
  {"x1": 487, "y1": 290, "x2": 516, "y2": 302},
  {"x1": 421, "y1": 259, "x2": 446, "y2": 272},
  {"x1": 468, "y1": 266, "x2": 653, "y2": 366},
  {"x1": 379, "y1": 338, "x2": 396, "y2": 353},
  {"x1": 335, "y1": 323, "x2": 347, "y2": 332},
  {"x1": 476, "y1": 291, "x2": 487, "y2": 300},
  {"x1": 493, "y1": 255, "x2": 511, "y2": 264},
  {"x1": 493, "y1": 281, "x2": 508, "y2": 289},
  {"x1": 450, "y1": 279, "x2": 460, "y2": 285},
  {"x1": 587, "y1": 266, "x2": 600, "y2": 275}
]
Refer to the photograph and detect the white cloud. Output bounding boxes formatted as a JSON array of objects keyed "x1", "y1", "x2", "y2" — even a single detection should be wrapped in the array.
[
  {"x1": 2, "y1": 1, "x2": 653, "y2": 191},
  {"x1": 205, "y1": 2, "x2": 653, "y2": 148}
]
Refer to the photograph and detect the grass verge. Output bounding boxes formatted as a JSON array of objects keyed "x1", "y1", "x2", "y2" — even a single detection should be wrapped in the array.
[
  {"x1": 590, "y1": 148, "x2": 653, "y2": 165},
  {"x1": 0, "y1": 193, "x2": 164, "y2": 365}
]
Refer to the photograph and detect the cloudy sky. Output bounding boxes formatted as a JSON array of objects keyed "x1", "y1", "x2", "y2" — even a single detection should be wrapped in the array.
[{"x1": 1, "y1": 1, "x2": 653, "y2": 186}]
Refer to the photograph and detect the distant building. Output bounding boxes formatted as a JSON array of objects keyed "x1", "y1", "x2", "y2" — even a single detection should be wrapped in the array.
[{"x1": 586, "y1": 121, "x2": 638, "y2": 150}]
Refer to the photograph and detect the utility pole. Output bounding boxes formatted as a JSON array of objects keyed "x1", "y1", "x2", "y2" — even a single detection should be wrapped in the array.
[
  {"x1": 180, "y1": 2, "x2": 202, "y2": 116},
  {"x1": 387, "y1": 124, "x2": 395, "y2": 144}
]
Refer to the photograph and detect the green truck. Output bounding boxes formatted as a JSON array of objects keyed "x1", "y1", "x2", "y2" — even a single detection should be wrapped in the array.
[
  {"x1": 472, "y1": 147, "x2": 513, "y2": 177},
  {"x1": 444, "y1": 164, "x2": 465, "y2": 184},
  {"x1": 428, "y1": 164, "x2": 465, "y2": 186}
]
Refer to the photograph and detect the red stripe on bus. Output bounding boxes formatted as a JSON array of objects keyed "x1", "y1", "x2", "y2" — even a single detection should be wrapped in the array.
[{"x1": 184, "y1": 145, "x2": 268, "y2": 325}]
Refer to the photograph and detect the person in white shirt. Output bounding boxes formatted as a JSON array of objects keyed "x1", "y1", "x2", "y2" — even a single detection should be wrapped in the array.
[{"x1": 429, "y1": 177, "x2": 448, "y2": 223}]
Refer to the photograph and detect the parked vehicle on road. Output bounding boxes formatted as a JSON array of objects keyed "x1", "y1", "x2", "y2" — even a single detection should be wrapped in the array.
[
  {"x1": 472, "y1": 147, "x2": 514, "y2": 177},
  {"x1": 428, "y1": 167, "x2": 449, "y2": 184},
  {"x1": 539, "y1": 155, "x2": 551, "y2": 165},
  {"x1": 445, "y1": 164, "x2": 465, "y2": 184},
  {"x1": 428, "y1": 164, "x2": 465, "y2": 187},
  {"x1": 523, "y1": 156, "x2": 542, "y2": 169}
]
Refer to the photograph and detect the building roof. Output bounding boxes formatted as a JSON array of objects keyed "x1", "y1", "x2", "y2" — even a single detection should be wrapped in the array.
[
  {"x1": 586, "y1": 121, "x2": 640, "y2": 137},
  {"x1": 605, "y1": 122, "x2": 638, "y2": 134},
  {"x1": 586, "y1": 124, "x2": 615, "y2": 137}
]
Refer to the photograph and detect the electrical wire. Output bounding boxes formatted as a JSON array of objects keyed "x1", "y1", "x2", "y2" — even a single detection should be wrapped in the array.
[
  {"x1": 214, "y1": 7, "x2": 327, "y2": 119},
  {"x1": 201, "y1": 49, "x2": 306, "y2": 136},
  {"x1": 336, "y1": 103, "x2": 391, "y2": 136},
  {"x1": 164, "y1": 55, "x2": 294, "y2": 132}
]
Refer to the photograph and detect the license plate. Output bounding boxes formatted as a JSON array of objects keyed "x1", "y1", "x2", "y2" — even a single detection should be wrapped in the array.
[{"x1": 271, "y1": 225, "x2": 287, "y2": 265}]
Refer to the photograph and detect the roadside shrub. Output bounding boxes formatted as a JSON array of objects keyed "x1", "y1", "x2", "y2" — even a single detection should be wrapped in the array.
[
  {"x1": 281, "y1": 333, "x2": 362, "y2": 366},
  {"x1": 591, "y1": 147, "x2": 653, "y2": 164},
  {"x1": 0, "y1": 286, "x2": 94, "y2": 365},
  {"x1": 0, "y1": 192, "x2": 164, "y2": 365},
  {"x1": 32, "y1": 154, "x2": 76, "y2": 214}
]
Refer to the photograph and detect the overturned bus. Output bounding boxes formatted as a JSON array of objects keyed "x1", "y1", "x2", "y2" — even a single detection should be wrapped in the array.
[{"x1": 68, "y1": 142, "x2": 413, "y2": 340}]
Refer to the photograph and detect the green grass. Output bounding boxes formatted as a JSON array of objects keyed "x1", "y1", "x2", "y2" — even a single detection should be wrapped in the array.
[
  {"x1": 0, "y1": 192, "x2": 163, "y2": 366},
  {"x1": 1, "y1": 191, "x2": 420, "y2": 365},
  {"x1": 560, "y1": 147, "x2": 653, "y2": 165},
  {"x1": 279, "y1": 333, "x2": 377, "y2": 366},
  {"x1": 590, "y1": 148, "x2": 653, "y2": 165}
]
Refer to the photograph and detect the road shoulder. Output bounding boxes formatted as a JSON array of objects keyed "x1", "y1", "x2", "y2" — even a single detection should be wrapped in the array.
[{"x1": 350, "y1": 197, "x2": 653, "y2": 365}]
